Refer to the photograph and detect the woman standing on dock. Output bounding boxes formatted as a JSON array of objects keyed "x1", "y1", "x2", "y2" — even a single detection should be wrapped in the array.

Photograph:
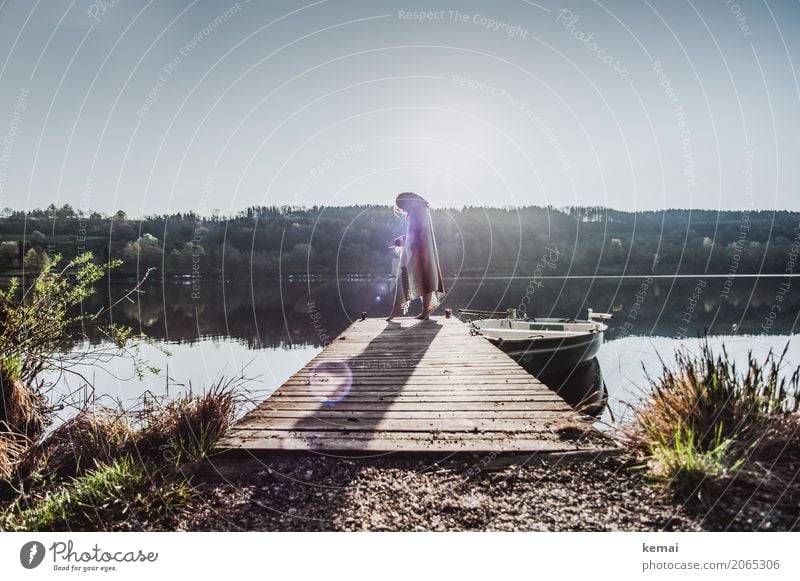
[{"x1": 386, "y1": 192, "x2": 445, "y2": 321}]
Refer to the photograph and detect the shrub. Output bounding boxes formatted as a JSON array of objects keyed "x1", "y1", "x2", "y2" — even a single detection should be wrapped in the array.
[
  {"x1": 0, "y1": 253, "x2": 153, "y2": 441},
  {"x1": 627, "y1": 341, "x2": 800, "y2": 505},
  {"x1": 0, "y1": 253, "x2": 241, "y2": 530}
]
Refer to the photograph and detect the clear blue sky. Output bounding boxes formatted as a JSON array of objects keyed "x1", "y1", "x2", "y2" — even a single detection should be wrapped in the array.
[{"x1": 0, "y1": 0, "x2": 798, "y2": 215}]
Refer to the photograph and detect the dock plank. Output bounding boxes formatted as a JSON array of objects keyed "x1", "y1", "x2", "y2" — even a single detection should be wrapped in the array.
[{"x1": 216, "y1": 317, "x2": 610, "y2": 454}]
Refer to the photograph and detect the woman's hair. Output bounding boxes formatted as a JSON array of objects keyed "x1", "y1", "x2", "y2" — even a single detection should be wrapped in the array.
[{"x1": 394, "y1": 192, "x2": 428, "y2": 216}]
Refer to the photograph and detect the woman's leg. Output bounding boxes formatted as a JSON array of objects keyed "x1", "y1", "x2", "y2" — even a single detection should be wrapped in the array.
[
  {"x1": 387, "y1": 265, "x2": 406, "y2": 321},
  {"x1": 415, "y1": 291, "x2": 433, "y2": 319},
  {"x1": 386, "y1": 300, "x2": 403, "y2": 321},
  {"x1": 386, "y1": 271, "x2": 406, "y2": 321}
]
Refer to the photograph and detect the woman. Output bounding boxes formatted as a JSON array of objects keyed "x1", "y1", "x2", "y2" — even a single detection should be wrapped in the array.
[{"x1": 386, "y1": 192, "x2": 445, "y2": 321}]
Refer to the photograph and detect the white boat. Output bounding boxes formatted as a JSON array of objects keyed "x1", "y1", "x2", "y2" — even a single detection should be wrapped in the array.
[{"x1": 461, "y1": 308, "x2": 611, "y2": 415}]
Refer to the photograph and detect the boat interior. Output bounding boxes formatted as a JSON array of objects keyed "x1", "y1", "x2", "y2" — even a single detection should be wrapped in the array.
[{"x1": 470, "y1": 318, "x2": 605, "y2": 336}]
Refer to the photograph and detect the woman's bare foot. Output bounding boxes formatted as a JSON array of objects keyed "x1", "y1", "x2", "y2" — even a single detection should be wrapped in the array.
[
  {"x1": 414, "y1": 306, "x2": 432, "y2": 320},
  {"x1": 386, "y1": 304, "x2": 403, "y2": 321},
  {"x1": 415, "y1": 291, "x2": 433, "y2": 320}
]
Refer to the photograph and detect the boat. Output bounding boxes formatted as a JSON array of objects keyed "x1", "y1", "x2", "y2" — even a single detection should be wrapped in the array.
[
  {"x1": 462, "y1": 308, "x2": 610, "y2": 375},
  {"x1": 460, "y1": 308, "x2": 611, "y2": 415}
]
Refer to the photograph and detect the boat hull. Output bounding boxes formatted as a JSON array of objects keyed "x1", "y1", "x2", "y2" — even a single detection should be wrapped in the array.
[
  {"x1": 535, "y1": 357, "x2": 607, "y2": 417},
  {"x1": 487, "y1": 329, "x2": 604, "y2": 377},
  {"x1": 467, "y1": 316, "x2": 608, "y2": 415}
]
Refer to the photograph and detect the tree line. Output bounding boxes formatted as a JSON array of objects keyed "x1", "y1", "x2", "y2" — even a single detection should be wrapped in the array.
[{"x1": 0, "y1": 203, "x2": 797, "y2": 277}]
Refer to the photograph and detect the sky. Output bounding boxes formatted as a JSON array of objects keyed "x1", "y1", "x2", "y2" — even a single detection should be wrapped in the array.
[{"x1": 0, "y1": 0, "x2": 798, "y2": 215}]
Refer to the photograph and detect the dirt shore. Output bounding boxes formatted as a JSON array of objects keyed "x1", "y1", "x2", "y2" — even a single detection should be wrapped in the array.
[{"x1": 165, "y1": 453, "x2": 797, "y2": 532}]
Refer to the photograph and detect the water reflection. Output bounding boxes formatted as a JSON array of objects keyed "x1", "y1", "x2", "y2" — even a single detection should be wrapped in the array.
[{"x1": 87, "y1": 275, "x2": 799, "y2": 347}]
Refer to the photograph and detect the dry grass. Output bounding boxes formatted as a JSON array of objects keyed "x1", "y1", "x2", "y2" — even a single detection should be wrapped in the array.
[
  {"x1": 12, "y1": 379, "x2": 241, "y2": 489},
  {"x1": 0, "y1": 433, "x2": 24, "y2": 482},
  {"x1": 1, "y1": 370, "x2": 48, "y2": 491},
  {"x1": 0, "y1": 253, "x2": 155, "y2": 478},
  {"x1": 15, "y1": 409, "x2": 135, "y2": 486},
  {"x1": 134, "y1": 380, "x2": 241, "y2": 465},
  {"x1": 626, "y1": 341, "x2": 800, "y2": 506},
  {"x1": 1, "y1": 376, "x2": 48, "y2": 441},
  {"x1": 1, "y1": 380, "x2": 242, "y2": 530}
]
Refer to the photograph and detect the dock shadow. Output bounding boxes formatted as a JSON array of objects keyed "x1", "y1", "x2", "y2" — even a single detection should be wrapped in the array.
[
  {"x1": 293, "y1": 318, "x2": 443, "y2": 447},
  {"x1": 248, "y1": 318, "x2": 445, "y2": 529}
]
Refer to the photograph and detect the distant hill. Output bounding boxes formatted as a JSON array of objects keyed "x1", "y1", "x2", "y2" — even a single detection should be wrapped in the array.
[{"x1": 1, "y1": 204, "x2": 797, "y2": 278}]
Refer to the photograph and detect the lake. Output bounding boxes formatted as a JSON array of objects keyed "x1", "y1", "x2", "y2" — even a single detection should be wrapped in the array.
[{"x1": 50, "y1": 275, "x2": 799, "y2": 427}]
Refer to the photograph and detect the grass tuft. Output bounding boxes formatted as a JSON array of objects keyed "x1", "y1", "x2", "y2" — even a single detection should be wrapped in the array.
[
  {"x1": 135, "y1": 380, "x2": 240, "y2": 466},
  {"x1": 16, "y1": 409, "x2": 135, "y2": 485},
  {"x1": 626, "y1": 340, "x2": 800, "y2": 506},
  {"x1": 3, "y1": 456, "x2": 194, "y2": 531}
]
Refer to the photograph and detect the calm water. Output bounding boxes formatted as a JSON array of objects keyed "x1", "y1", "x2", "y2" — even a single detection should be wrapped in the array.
[{"x1": 50, "y1": 275, "x2": 799, "y2": 426}]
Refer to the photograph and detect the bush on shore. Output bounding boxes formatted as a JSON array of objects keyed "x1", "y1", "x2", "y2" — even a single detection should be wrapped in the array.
[
  {"x1": 1, "y1": 253, "x2": 242, "y2": 531},
  {"x1": 2, "y1": 380, "x2": 241, "y2": 531},
  {"x1": 627, "y1": 341, "x2": 800, "y2": 507}
]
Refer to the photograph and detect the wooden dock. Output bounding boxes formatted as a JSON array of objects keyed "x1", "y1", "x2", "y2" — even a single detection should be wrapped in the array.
[{"x1": 217, "y1": 317, "x2": 610, "y2": 454}]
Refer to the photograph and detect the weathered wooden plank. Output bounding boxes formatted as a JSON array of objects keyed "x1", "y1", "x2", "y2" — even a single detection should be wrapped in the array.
[
  {"x1": 241, "y1": 411, "x2": 572, "y2": 423},
  {"x1": 268, "y1": 391, "x2": 562, "y2": 406},
  {"x1": 280, "y1": 374, "x2": 549, "y2": 382},
  {"x1": 226, "y1": 426, "x2": 580, "y2": 440},
  {"x1": 274, "y1": 384, "x2": 556, "y2": 392},
  {"x1": 310, "y1": 354, "x2": 511, "y2": 360},
  {"x1": 217, "y1": 438, "x2": 591, "y2": 453},
  {"x1": 260, "y1": 398, "x2": 566, "y2": 413},
  {"x1": 233, "y1": 416, "x2": 574, "y2": 432},
  {"x1": 216, "y1": 431, "x2": 597, "y2": 452},
  {"x1": 277, "y1": 381, "x2": 547, "y2": 388},
  {"x1": 254, "y1": 402, "x2": 572, "y2": 413},
  {"x1": 280, "y1": 376, "x2": 543, "y2": 382}
]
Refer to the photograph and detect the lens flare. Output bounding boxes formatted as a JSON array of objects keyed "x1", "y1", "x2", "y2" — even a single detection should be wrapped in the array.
[{"x1": 308, "y1": 360, "x2": 352, "y2": 404}]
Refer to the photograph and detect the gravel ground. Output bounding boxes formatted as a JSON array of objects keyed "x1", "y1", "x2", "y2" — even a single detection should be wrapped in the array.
[{"x1": 164, "y1": 453, "x2": 797, "y2": 532}]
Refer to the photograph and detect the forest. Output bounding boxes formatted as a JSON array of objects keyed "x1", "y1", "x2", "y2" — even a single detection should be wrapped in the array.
[{"x1": 0, "y1": 203, "x2": 797, "y2": 278}]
